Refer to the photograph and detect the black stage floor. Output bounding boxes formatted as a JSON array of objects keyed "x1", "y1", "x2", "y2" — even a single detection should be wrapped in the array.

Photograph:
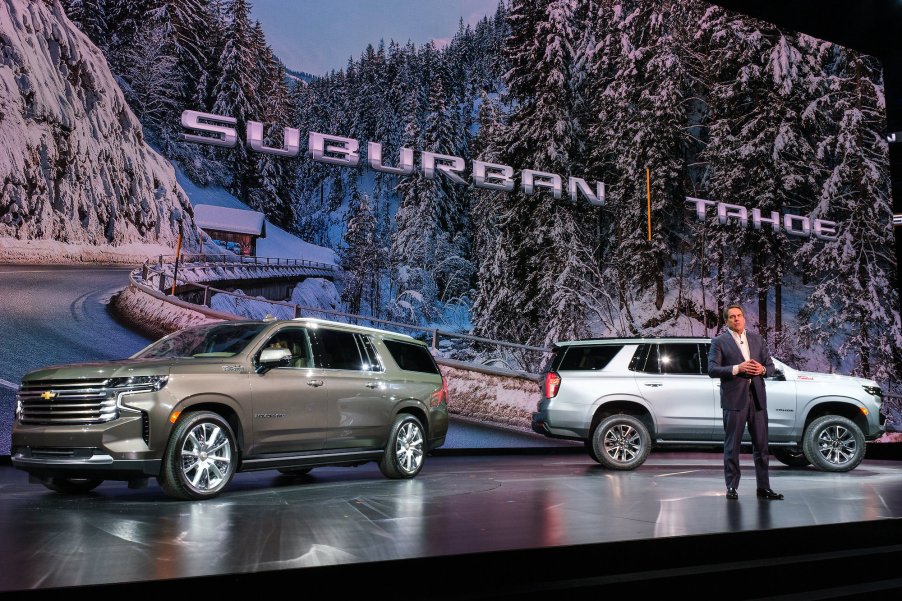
[{"x1": 2, "y1": 447, "x2": 902, "y2": 599}]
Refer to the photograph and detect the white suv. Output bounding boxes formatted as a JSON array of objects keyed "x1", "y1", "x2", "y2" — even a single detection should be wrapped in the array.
[{"x1": 531, "y1": 337, "x2": 885, "y2": 472}]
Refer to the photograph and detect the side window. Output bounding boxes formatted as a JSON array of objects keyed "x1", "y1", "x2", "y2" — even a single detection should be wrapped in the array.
[
  {"x1": 259, "y1": 328, "x2": 312, "y2": 368},
  {"x1": 629, "y1": 344, "x2": 660, "y2": 373},
  {"x1": 557, "y1": 345, "x2": 623, "y2": 371},
  {"x1": 659, "y1": 343, "x2": 703, "y2": 375},
  {"x1": 382, "y1": 339, "x2": 440, "y2": 374},
  {"x1": 700, "y1": 343, "x2": 710, "y2": 373},
  {"x1": 311, "y1": 328, "x2": 365, "y2": 370},
  {"x1": 355, "y1": 334, "x2": 384, "y2": 372}
]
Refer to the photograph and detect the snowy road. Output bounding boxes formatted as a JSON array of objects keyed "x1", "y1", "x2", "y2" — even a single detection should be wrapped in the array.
[
  {"x1": 0, "y1": 265, "x2": 153, "y2": 453},
  {"x1": 0, "y1": 265, "x2": 153, "y2": 381}
]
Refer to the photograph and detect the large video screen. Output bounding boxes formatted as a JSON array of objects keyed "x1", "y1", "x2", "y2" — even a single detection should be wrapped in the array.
[{"x1": 0, "y1": 0, "x2": 898, "y2": 454}]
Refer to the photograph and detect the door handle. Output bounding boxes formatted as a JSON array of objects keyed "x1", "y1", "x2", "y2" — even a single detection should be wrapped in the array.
[
  {"x1": 307, "y1": 380, "x2": 324, "y2": 387},
  {"x1": 365, "y1": 382, "x2": 379, "y2": 389}
]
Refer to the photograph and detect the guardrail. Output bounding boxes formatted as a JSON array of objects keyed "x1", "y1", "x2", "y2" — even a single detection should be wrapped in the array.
[
  {"x1": 145, "y1": 253, "x2": 338, "y2": 284},
  {"x1": 130, "y1": 256, "x2": 552, "y2": 375}
]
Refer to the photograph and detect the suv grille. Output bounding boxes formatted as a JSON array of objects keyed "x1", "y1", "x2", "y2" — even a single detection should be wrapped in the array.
[{"x1": 18, "y1": 379, "x2": 118, "y2": 425}]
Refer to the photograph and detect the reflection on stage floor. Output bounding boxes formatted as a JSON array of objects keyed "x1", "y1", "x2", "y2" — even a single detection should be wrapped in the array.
[{"x1": 1, "y1": 448, "x2": 901, "y2": 598}]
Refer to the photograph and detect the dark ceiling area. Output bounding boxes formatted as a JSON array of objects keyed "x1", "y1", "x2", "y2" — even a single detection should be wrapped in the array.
[
  {"x1": 710, "y1": 0, "x2": 901, "y2": 58},
  {"x1": 710, "y1": 1, "x2": 902, "y2": 130}
]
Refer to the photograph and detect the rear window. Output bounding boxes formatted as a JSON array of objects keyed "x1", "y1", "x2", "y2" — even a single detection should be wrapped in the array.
[
  {"x1": 382, "y1": 339, "x2": 440, "y2": 374},
  {"x1": 556, "y1": 345, "x2": 623, "y2": 371}
]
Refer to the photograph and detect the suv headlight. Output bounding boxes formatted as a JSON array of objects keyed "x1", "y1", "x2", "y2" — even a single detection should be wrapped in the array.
[
  {"x1": 14, "y1": 392, "x2": 22, "y2": 421},
  {"x1": 106, "y1": 375, "x2": 169, "y2": 392}
]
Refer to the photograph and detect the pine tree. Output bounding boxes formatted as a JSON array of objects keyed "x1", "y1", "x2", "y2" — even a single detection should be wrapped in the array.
[
  {"x1": 244, "y1": 21, "x2": 294, "y2": 228},
  {"x1": 389, "y1": 92, "x2": 438, "y2": 325},
  {"x1": 695, "y1": 5, "x2": 820, "y2": 344},
  {"x1": 584, "y1": 0, "x2": 701, "y2": 334},
  {"x1": 796, "y1": 47, "x2": 901, "y2": 382},
  {"x1": 340, "y1": 193, "x2": 387, "y2": 317},
  {"x1": 118, "y1": 13, "x2": 181, "y2": 143},
  {"x1": 60, "y1": 0, "x2": 110, "y2": 49},
  {"x1": 474, "y1": 0, "x2": 603, "y2": 347},
  {"x1": 211, "y1": 0, "x2": 257, "y2": 202}
]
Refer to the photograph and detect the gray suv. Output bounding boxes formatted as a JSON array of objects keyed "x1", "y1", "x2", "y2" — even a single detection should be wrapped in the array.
[
  {"x1": 532, "y1": 337, "x2": 885, "y2": 472},
  {"x1": 11, "y1": 318, "x2": 449, "y2": 499}
]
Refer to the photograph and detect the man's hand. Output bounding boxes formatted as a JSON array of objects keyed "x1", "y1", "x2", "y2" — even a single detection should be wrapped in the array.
[{"x1": 739, "y1": 360, "x2": 765, "y2": 376}]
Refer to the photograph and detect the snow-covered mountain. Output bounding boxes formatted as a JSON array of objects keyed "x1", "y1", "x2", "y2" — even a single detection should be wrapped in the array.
[{"x1": 0, "y1": 0, "x2": 199, "y2": 263}]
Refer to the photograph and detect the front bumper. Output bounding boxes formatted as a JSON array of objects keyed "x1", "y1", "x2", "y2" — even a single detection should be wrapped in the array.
[
  {"x1": 11, "y1": 412, "x2": 163, "y2": 480},
  {"x1": 11, "y1": 446, "x2": 162, "y2": 480}
]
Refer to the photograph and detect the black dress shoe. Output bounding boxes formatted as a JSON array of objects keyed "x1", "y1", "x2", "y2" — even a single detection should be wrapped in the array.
[
  {"x1": 726, "y1": 487, "x2": 738, "y2": 500},
  {"x1": 756, "y1": 488, "x2": 784, "y2": 500}
]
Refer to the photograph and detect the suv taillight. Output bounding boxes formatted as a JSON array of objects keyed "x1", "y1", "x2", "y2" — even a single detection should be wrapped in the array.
[
  {"x1": 545, "y1": 371, "x2": 561, "y2": 398},
  {"x1": 430, "y1": 377, "x2": 449, "y2": 407}
]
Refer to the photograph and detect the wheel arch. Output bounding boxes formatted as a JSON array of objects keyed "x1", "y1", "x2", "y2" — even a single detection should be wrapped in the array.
[
  {"x1": 590, "y1": 400, "x2": 655, "y2": 440},
  {"x1": 801, "y1": 399, "x2": 870, "y2": 438},
  {"x1": 395, "y1": 401, "x2": 429, "y2": 439},
  {"x1": 171, "y1": 400, "x2": 245, "y2": 458}
]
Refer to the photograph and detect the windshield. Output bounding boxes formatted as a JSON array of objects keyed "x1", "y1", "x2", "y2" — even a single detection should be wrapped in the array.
[{"x1": 134, "y1": 322, "x2": 269, "y2": 359}]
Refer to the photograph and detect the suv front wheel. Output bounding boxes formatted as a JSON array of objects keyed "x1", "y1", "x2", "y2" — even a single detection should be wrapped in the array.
[
  {"x1": 159, "y1": 411, "x2": 238, "y2": 500},
  {"x1": 803, "y1": 415, "x2": 866, "y2": 472},
  {"x1": 591, "y1": 414, "x2": 651, "y2": 470}
]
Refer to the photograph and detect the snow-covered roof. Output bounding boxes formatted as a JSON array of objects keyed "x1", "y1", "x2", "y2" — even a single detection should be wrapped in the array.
[{"x1": 193, "y1": 204, "x2": 266, "y2": 237}]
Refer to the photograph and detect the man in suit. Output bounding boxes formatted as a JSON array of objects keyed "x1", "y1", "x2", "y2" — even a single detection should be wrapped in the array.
[{"x1": 708, "y1": 304, "x2": 784, "y2": 501}]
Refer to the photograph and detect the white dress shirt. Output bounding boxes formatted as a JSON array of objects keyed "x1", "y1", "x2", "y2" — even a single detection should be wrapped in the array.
[{"x1": 730, "y1": 329, "x2": 749, "y2": 375}]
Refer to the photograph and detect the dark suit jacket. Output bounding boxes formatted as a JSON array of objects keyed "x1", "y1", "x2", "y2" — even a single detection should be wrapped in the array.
[{"x1": 708, "y1": 329, "x2": 775, "y2": 410}]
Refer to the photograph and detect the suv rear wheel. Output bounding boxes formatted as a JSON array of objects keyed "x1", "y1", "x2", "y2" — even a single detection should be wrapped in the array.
[
  {"x1": 591, "y1": 414, "x2": 651, "y2": 470},
  {"x1": 803, "y1": 415, "x2": 866, "y2": 472},
  {"x1": 379, "y1": 414, "x2": 425, "y2": 479},
  {"x1": 160, "y1": 411, "x2": 237, "y2": 500}
]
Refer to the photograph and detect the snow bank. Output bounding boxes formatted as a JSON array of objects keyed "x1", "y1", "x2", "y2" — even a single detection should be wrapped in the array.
[
  {"x1": 0, "y1": 238, "x2": 175, "y2": 265},
  {"x1": 110, "y1": 284, "x2": 223, "y2": 340},
  {"x1": 439, "y1": 361, "x2": 540, "y2": 431}
]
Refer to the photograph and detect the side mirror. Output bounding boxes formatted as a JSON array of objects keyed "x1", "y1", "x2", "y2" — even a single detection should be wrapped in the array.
[
  {"x1": 256, "y1": 348, "x2": 292, "y2": 373},
  {"x1": 769, "y1": 369, "x2": 785, "y2": 381}
]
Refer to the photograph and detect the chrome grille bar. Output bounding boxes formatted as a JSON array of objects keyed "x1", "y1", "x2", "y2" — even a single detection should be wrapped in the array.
[{"x1": 18, "y1": 379, "x2": 119, "y2": 425}]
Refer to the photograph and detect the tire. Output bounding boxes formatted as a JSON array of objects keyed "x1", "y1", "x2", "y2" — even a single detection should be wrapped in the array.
[
  {"x1": 159, "y1": 411, "x2": 238, "y2": 500},
  {"x1": 379, "y1": 414, "x2": 426, "y2": 479},
  {"x1": 591, "y1": 414, "x2": 651, "y2": 470},
  {"x1": 278, "y1": 467, "x2": 313, "y2": 476},
  {"x1": 802, "y1": 415, "x2": 866, "y2": 472},
  {"x1": 40, "y1": 477, "x2": 104, "y2": 494},
  {"x1": 772, "y1": 447, "x2": 812, "y2": 468},
  {"x1": 585, "y1": 439, "x2": 601, "y2": 464}
]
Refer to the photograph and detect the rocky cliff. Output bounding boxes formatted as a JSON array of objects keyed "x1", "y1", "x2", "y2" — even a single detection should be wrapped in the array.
[{"x1": 0, "y1": 0, "x2": 199, "y2": 263}]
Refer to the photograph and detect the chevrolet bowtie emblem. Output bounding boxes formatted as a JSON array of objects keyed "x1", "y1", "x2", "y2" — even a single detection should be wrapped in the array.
[{"x1": 40, "y1": 391, "x2": 56, "y2": 400}]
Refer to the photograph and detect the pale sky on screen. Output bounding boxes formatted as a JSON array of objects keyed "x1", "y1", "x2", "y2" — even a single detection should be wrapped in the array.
[{"x1": 250, "y1": 0, "x2": 501, "y2": 75}]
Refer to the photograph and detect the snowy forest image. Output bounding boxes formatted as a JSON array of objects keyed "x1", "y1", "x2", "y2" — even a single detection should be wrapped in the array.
[{"x1": 6, "y1": 0, "x2": 901, "y2": 393}]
